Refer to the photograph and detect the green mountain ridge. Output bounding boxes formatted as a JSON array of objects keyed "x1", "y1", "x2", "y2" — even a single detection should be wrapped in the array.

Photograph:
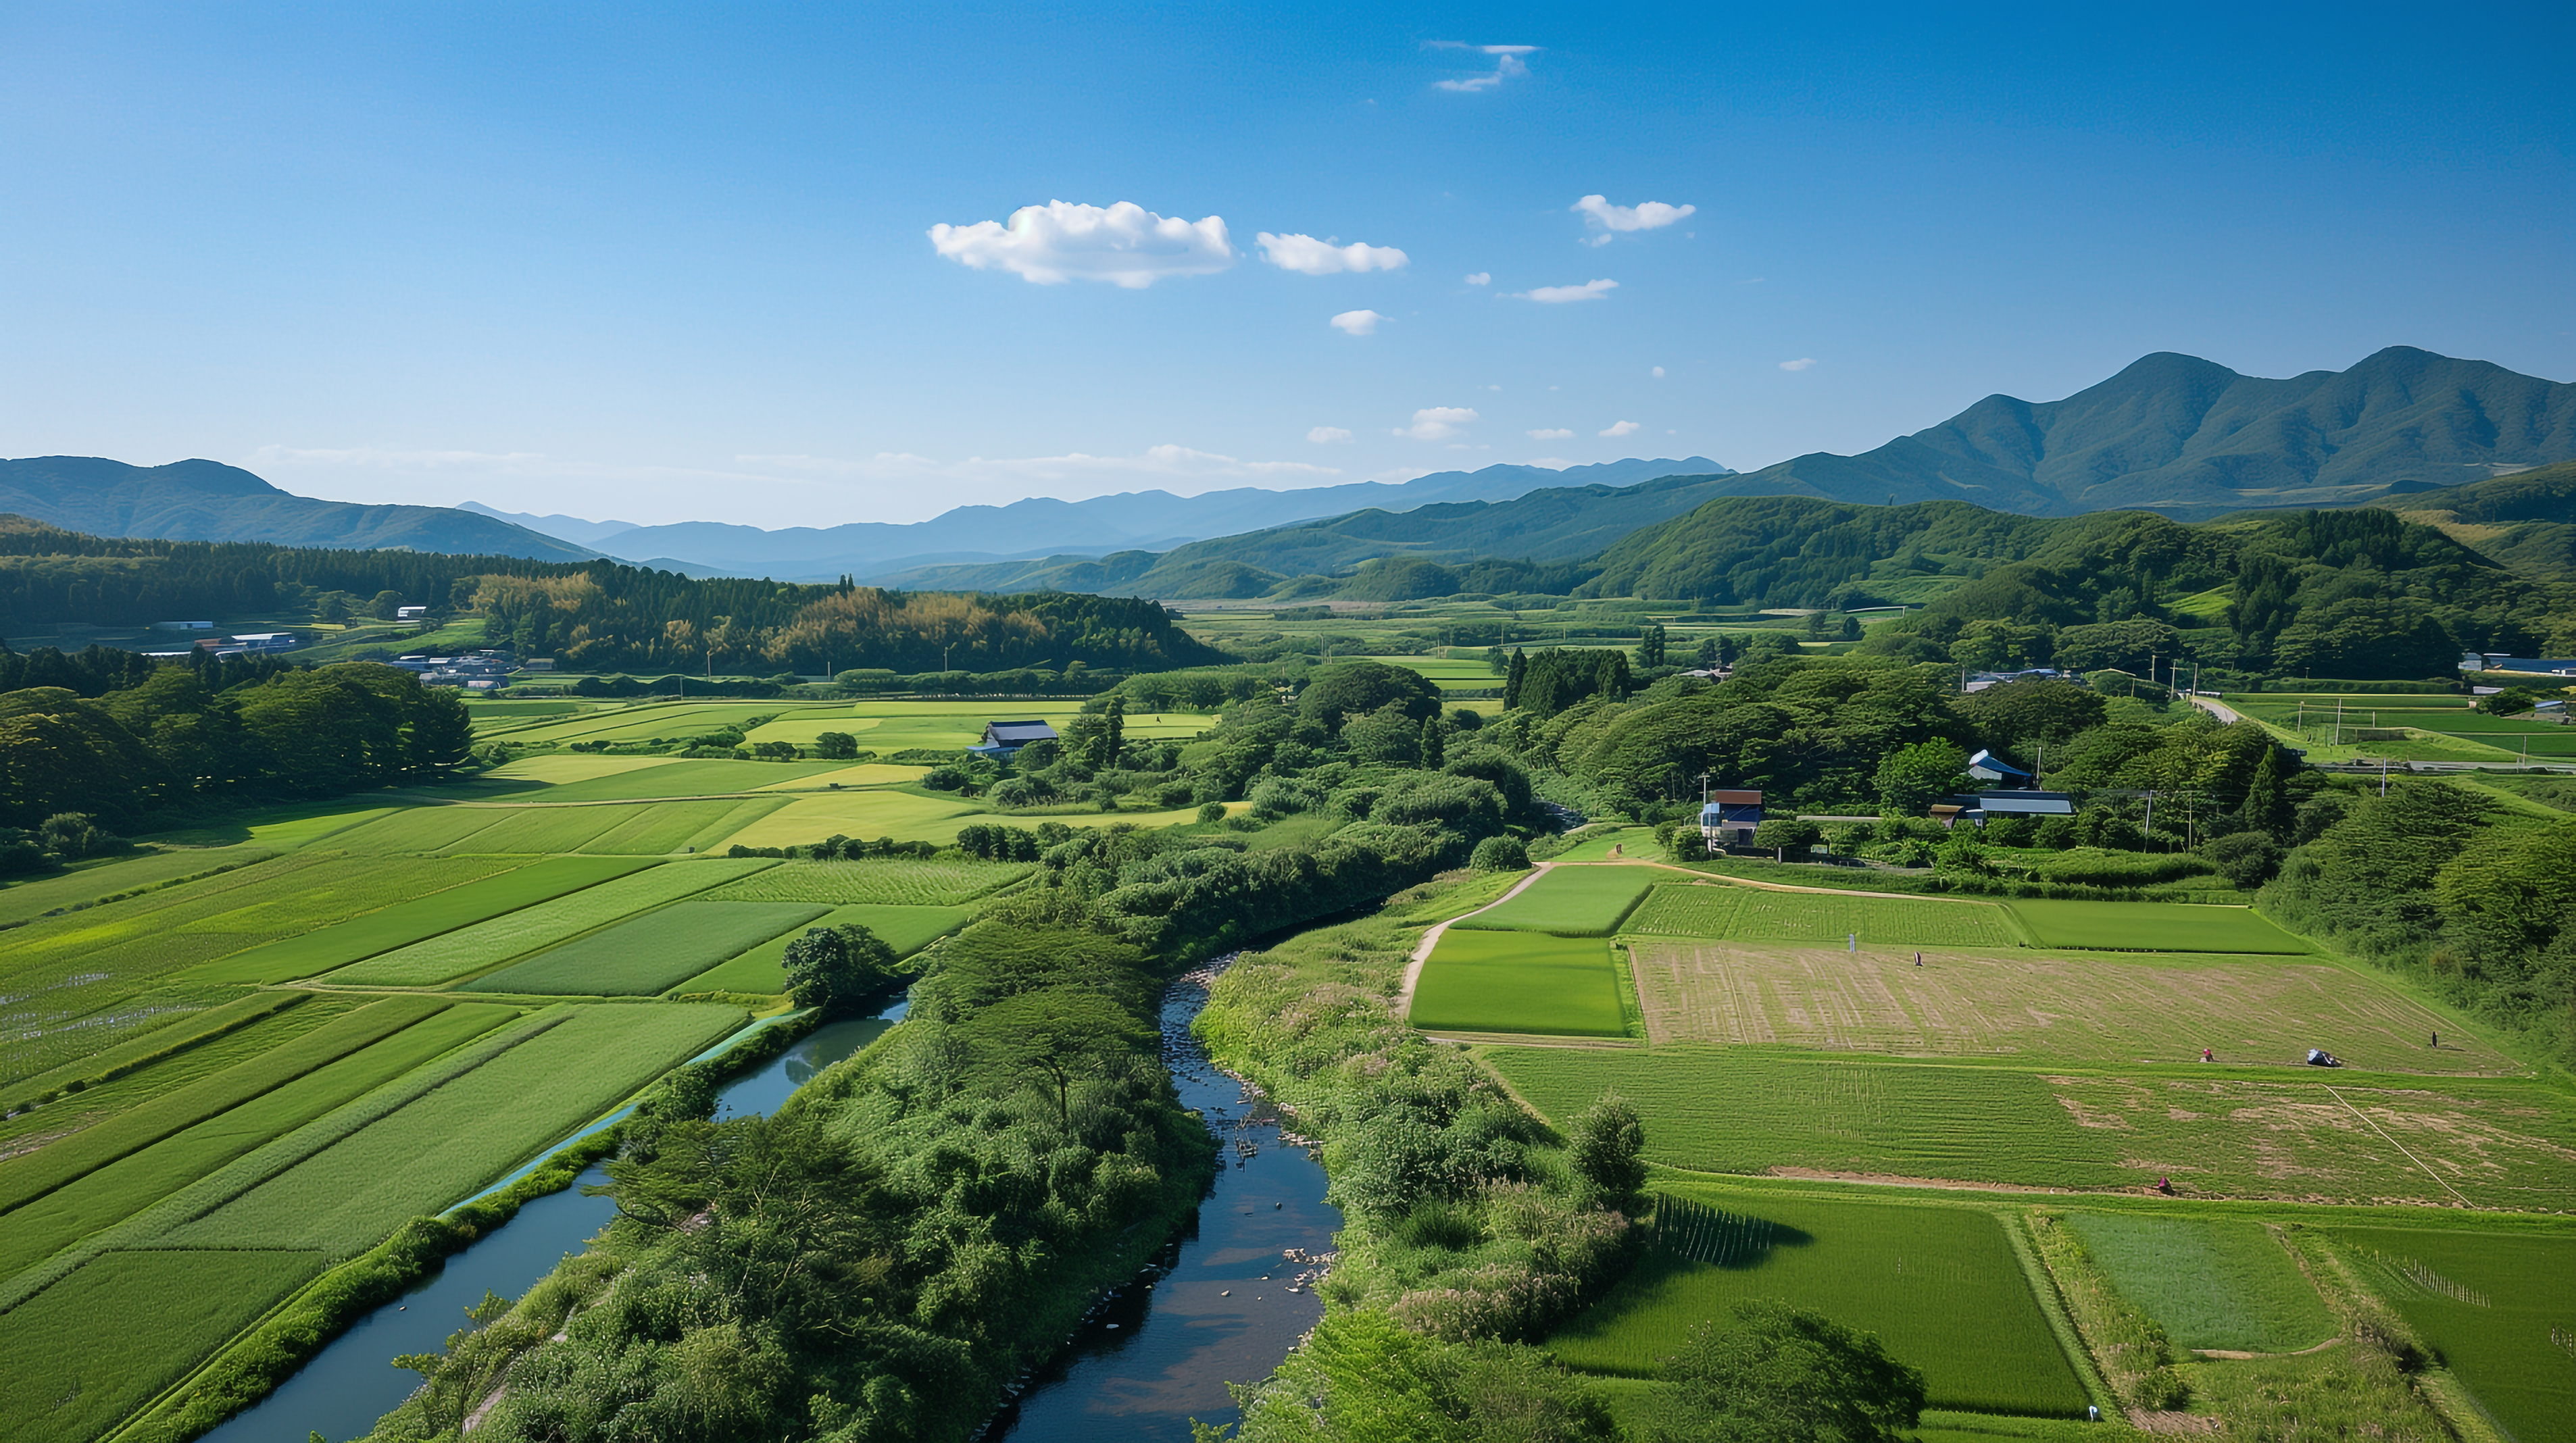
[{"x1": 2372, "y1": 459, "x2": 2576, "y2": 585}]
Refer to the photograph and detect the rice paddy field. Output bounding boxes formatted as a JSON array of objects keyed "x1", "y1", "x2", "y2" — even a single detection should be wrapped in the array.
[
  {"x1": 0, "y1": 847, "x2": 273, "y2": 926},
  {"x1": 322, "y1": 858, "x2": 775, "y2": 986},
  {"x1": 673, "y1": 903, "x2": 974, "y2": 995},
  {"x1": 1451, "y1": 864, "x2": 1655, "y2": 936},
  {"x1": 2006, "y1": 899, "x2": 2310, "y2": 953},
  {"x1": 1409, "y1": 929, "x2": 1629, "y2": 1036},
  {"x1": 464, "y1": 901, "x2": 829, "y2": 995},
  {"x1": 699, "y1": 857, "x2": 1034, "y2": 905},
  {"x1": 2061, "y1": 1214, "x2": 2335, "y2": 1352},
  {"x1": 1547, "y1": 1185, "x2": 2091, "y2": 1416},
  {"x1": 1482, "y1": 1047, "x2": 2576, "y2": 1208},
  {"x1": 2327, "y1": 1227, "x2": 2576, "y2": 1442},
  {"x1": 1627, "y1": 882, "x2": 2020, "y2": 948}
]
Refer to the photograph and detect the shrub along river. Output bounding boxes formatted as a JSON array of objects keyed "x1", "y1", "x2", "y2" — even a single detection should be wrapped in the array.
[{"x1": 197, "y1": 966, "x2": 1337, "y2": 1443}]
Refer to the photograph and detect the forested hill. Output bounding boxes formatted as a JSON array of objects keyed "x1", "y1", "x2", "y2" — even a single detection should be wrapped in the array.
[
  {"x1": 1703, "y1": 347, "x2": 2575, "y2": 520},
  {"x1": 2373, "y1": 459, "x2": 2576, "y2": 584},
  {"x1": 0, "y1": 516, "x2": 1226, "y2": 676},
  {"x1": 0, "y1": 456, "x2": 601, "y2": 561}
]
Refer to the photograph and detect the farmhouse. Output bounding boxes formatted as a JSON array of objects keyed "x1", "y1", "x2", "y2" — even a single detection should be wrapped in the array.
[
  {"x1": 1942, "y1": 790, "x2": 2077, "y2": 828},
  {"x1": 1700, "y1": 789, "x2": 1764, "y2": 846},
  {"x1": 970, "y1": 719, "x2": 1059, "y2": 759},
  {"x1": 151, "y1": 619, "x2": 214, "y2": 631}
]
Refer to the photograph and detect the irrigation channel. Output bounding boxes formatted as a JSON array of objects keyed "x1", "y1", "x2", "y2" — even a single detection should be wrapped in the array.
[{"x1": 199, "y1": 963, "x2": 1341, "y2": 1443}]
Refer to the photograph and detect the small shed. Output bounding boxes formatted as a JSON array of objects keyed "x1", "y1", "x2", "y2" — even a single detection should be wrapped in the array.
[
  {"x1": 396, "y1": 605, "x2": 429, "y2": 620},
  {"x1": 971, "y1": 719, "x2": 1060, "y2": 759},
  {"x1": 1700, "y1": 789, "x2": 1764, "y2": 846},
  {"x1": 1966, "y1": 749, "x2": 2031, "y2": 784}
]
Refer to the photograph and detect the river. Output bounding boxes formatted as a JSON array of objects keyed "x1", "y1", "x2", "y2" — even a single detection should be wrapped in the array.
[{"x1": 198, "y1": 968, "x2": 1336, "y2": 1443}]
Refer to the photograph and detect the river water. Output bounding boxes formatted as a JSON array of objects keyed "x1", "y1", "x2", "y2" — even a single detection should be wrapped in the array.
[{"x1": 197, "y1": 971, "x2": 1335, "y2": 1443}]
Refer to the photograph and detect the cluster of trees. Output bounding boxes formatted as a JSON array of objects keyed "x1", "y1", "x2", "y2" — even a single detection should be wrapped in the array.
[{"x1": 0, "y1": 647, "x2": 472, "y2": 827}]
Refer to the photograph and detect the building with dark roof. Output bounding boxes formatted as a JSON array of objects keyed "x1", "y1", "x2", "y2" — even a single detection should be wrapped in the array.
[{"x1": 971, "y1": 719, "x2": 1060, "y2": 758}]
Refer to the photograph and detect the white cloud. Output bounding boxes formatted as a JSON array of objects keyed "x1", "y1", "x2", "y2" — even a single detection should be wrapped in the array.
[
  {"x1": 1652, "y1": 365, "x2": 1666, "y2": 378},
  {"x1": 1430, "y1": 43, "x2": 1538, "y2": 92},
  {"x1": 1464, "y1": 271, "x2": 1491, "y2": 286},
  {"x1": 1308, "y1": 426, "x2": 1354, "y2": 443},
  {"x1": 1572, "y1": 195, "x2": 1696, "y2": 234},
  {"x1": 1329, "y1": 309, "x2": 1387, "y2": 336},
  {"x1": 928, "y1": 200, "x2": 1233, "y2": 288},
  {"x1": 1581, "y1": 234, "x2": 1613, "y2": 248},
  {"x1": 1599, "y1": 420, "x2": 1641, "y2": 438},
  {"x1": 1258, "y1": 232, "x2": 1409, "y2": 275},
  {"x1": 1779, "y1": 357, "x2": 1818, "y2": 371},
  {"x1": 1396, "y1": 407, "x2": 1479, "y2": 440},
  {"x1": 1512, "y1": 278, "x2": 1618, "y2": 303},
  {"x1": 1527, "y1": 428, "x2": 1574, "y2": 440}
]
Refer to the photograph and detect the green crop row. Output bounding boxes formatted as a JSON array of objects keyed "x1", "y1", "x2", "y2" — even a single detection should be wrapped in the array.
[
  {"x1": 324, "y1": 859, "x2": 776, "y2": 986},
  {"x1": 0, "y1": 1248, "x2": 330, "y2": 1443},
  {"x1": 0, "y1": 848, "x2": 276, "y2": 928},
  {"x1": 1451, "y1": 865, "x2": 1654, "y2": 936},
  {"x1": 672, "y1": 903, "x2": 971, "y2": 996},
  {"x1": 2329, "y1": 1227, "x2": 2576, "y2": 1442},
  {"x1": 0, "y1": 996, "x2": 455, "y2": 1213},
  {"x1": 1627, "y1": 884, "x2": 2020, "y2": 949},
  {"x1": 1547, "y1": 1186, "x2": 2091, "y2": 1417},
  {"x1": 2006, "y1": 900, "x2": 2308, "y2": 953},
  {"x1": 183, "y1": 855, "x2": 655, "y2": 986},
  {"x1": 468, "y1": 901, "x2": 828, "y2": 996},
  {"x1": 0, "y1": 990, "x2": 309, "y2": 1117},
  {"x1": 0, "y1": 1004, "x2": 516, "y2": 1280},
  {"x1": 1410, "y1": 929, "x2": 1629, "y2": 1037},
  {"x1": 2062, "y1": 1213, "x2": 2334, "y2": 1353},
  {"x1": 699, "y1": 857, "x2": 1035, "y2": 906}
]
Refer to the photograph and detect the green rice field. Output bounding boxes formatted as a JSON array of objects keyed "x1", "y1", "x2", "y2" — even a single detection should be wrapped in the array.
[
  {"x1": 2331, "y1": 1227, "x2": 2576, "y2": 1442},
  {"x1": 1451, "y1": 865, "x2": 1654, "y2": 936},
  {"x1": 466, "y1": 901, "x2": 828, "y2": 995},
  {"x1": 699, "y1": 858, "x2": 1034, "y2": 906},
  {"x1": 0, "y1": 991, "x2": 319, "y2": 1123},
  {"x1": 0, "y1": 848, "x2": 273, "y2": 926},
  {"x1": 1409, "y1": 929, "x2": 1628, "y2": 1037},
  {"x1": 0, "y1": 1248, "x2": 330, "y2": 1443},
  {"x1": 1481, "y1": 1048, "x2": 2576, "y2": 1207},
  {"x1": 1627, "y1": 884, "x2": 2020, "y2": 948},
  {"x1": 323, "y1": 859, "x2": 774, "y2": 986},
  {"x1": 674, "y1": 903, "x2": 972, "y2": 995},
  {"x1": 519, "y1": 759, "x2": 853, "y2": 803},
  {"x1": 1547, "y1": 1187, "x2": 2091, "y2": 1416},
  {"x1": 2006, "y1": 900, "x2": 2310, "y2": 953},
  {"x1": 158, "y1": 1003, "x2": 743, "y2": 1256},
  {"x1": 183, "y1": 855, "x2": 654, "y2": 984},
  {"x1": 2061, "y1": 1214, "x2": 2334, "y2": 1352}
]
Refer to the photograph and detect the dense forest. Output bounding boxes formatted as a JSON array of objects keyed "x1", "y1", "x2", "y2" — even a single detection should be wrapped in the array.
[{"x1": 0, "y1": 515, "x2": 1224, "y2": 676}]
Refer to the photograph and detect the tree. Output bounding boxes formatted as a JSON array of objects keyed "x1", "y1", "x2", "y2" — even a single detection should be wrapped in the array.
[
  {"x1": 1103, "y1": 694, "x2": 1126, "y2": 764},
  {"x1": 1567, "y1": 1092, "x2": 1647, "y2": 1205},
  {"x1": 2239, "y1": 743, "x2": 2294, "y2": 838},
  {"x1": 1504, "y1": 649, "x2": 1528, "y2": 709},
  {"x1": 1302, "y1": 660, "x2": 1442, "y2": 732},
  {"x1": 1635, "y1": 624, "x2": 1668, "y2": 669},
  {"x1": 782, "y1": 923, "x2": 900, "y2": 1015},
  {"x1": 1469, "y1": 834, "x2": 1529, "y2": 871},
  {"x1": 813, "y1": 730, "x2": 860, "y2": 759},
  {"x1": 1874, "y1": 740, "x2": 1970, "y2": 817},
  {"x1": 1752, "y1": 817, "x2": 1822, "y2": 861},
  {"x1": 1651, "y1": 1299, "x2": 1927, "y2": 1443},
  {"x1": 2204, "y1": 831, "x2": 2284, "y2": 889},
  {"x1": 1420, "y1": 715, "x2": 1446, "y2": 767}
]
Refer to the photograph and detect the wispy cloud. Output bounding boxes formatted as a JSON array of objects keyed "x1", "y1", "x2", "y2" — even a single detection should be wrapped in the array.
[
  {"x1": 928, "y1": 200, "x2": 1233, "y2": 288},
  {"x1": 1308, "y1": 426, "x2": 1354, "y2": 443},
  {"x1": 1598, "y1": 420, "x2": 1641, "y2": 438},
  {"x1": 1430, "y1": 42, "x2": 1538, "y2": 92},
  {"x1": 1395, "y1": 407, "x2": 1479, "y2": 440},
  {"x1": 1463, "y1": 272, "x2": 1491, "y2": 286},
  {"x1": 1329, "y1": 309, "x2": 1387, "y2": 336},
  {"x1": 1258, "y1": 232, "x2": 1408, "y2": 275},
  {"x1": 1652, "y1": 366, "x2": 1666, "y2": 378},
  {"x1": 1511, "y1": 278, "x2": 1618, "y2": 303},
  {"x1": 1779, "y1": 357, "x2": 1818, "y2": 371},
  {"x1": 1572, "y1": 195, "x2": 1696, "y2": 238},
  {"x1": 1527, "y1": 428, "x2": 1573, "y2": 440}
]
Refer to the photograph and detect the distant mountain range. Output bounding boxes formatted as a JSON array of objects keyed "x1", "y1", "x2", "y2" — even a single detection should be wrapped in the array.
[
  {"x1": 0, "y1": 456, "x2": 599, "y2": 561},
  {"x1": 458, "y1": 456, "x2": 1729, "y2": 580}
]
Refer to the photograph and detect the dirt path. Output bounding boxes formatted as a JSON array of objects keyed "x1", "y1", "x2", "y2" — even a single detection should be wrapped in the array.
[{"x1": 1393, "y1": 863, "x2": 1554, "y2": 1020}]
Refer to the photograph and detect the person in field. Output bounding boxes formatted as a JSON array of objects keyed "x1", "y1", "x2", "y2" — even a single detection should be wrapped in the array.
[
  {"x1": 1914, "y1": 951, "x2": 1923, "y2": 967},
  {"x1": 2203, "y1": 1047, "x2": 2214, "y2": 1062}
]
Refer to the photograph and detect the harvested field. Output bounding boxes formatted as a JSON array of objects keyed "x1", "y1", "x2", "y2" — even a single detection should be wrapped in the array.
[
  {"x1": 2330, "y1": 1227, "x2": 2576, "y2": 1442},
  {"x1": 1627, "y1": 884, "x2": 2020, "y2": 948},
  {"x1": 466, "y1": 901, "x2": 829, "y2": 995},
  {"x1": 323, "y1": 859, "x2": 774, "y2": 986},
  {"x1": 2062, "y1": 1214, "x2": 2333, "y2": 1352},
  {"x1": 183, "y1": 855, "x2": 652, "y2": 984},
  {"x1": 674, "y1": 903, "x2": 971, "y2": 995},
  {"x1": 2006, "y1": 900, "x2": 2308, "y2": 954},
  {"x1": 0, "y1": 1248, "x2": 328, "y2": 1443},
  {"x1": 700, "y1": 858, "x2": 1033, "y2": 906},
  {"x1": 1627, "y1": 942, "x2": 2513, "y2": 1073},
  {"x1": 1547, "y1": 1186, "x2": 2089, "y2": 1416},
  {"x1": 1483, "y1": 1047, "x2": 2576, "y2": 1207},
  {"x1": 1410, "y1": 930, "x2": 1629, "y2": 1037},
  {"x1": 1451, "y1": 865, "x2": 1654, "y2": 936}
]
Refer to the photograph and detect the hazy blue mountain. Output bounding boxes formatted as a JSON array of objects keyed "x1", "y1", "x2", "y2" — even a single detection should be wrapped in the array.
[
  {"x1": 455, "y1": 502, "x2": 645, "y2": 549},
  {"x1": 1700, "y1": 347, "x2": 2575, "y2": 519},
  {"x1": 0, "y1": 456, "x2": 599, "y2": 561},
  {"x1": 465, "y1": 456, "x2": 1727, "y2": 579}
]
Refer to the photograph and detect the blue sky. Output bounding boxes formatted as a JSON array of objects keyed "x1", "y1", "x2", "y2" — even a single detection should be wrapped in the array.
[{"x1": 3, "y1": 2, "x2": 2569, "y2": 526}]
